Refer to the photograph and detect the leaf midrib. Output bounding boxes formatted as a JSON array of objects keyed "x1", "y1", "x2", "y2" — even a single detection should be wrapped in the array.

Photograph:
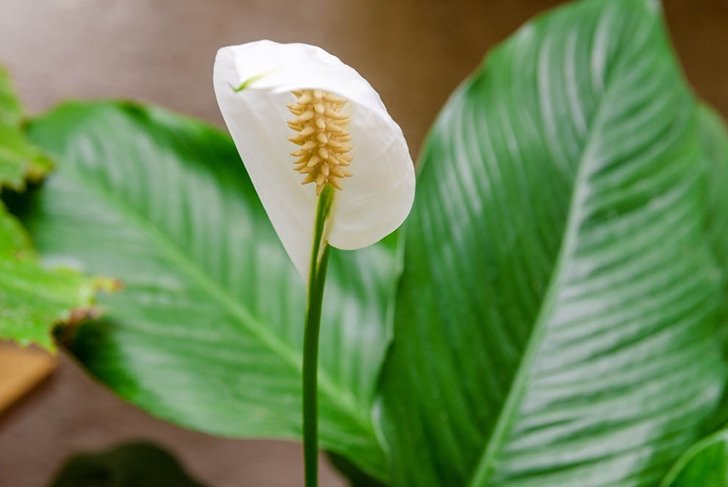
[
  {"x1": 467, "y1": 50, "x2": 624, "y2": 485},
  {"x1": 59, "y1": 161, "x2": 378, "y2": 445}
]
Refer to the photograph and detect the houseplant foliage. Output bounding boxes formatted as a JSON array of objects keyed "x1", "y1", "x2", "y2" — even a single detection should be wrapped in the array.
[
  {"x1": 0, "y1": 68, "x2": 52, "y2": 190},
  {"x1": 17, "y1": 101, "x2": 396, "y2": 480},
  {"x1": 4, "y1": 0, "x2": 728, "y2": 485},
  {"x1": 0, "y1": 68, "x2": 96, "y2": 350},
  {"x1": 379, "y1": 0, "x2": 728, "y2": 484}
]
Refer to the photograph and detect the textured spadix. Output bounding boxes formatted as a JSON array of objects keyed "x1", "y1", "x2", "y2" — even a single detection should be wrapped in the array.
[{"x1": 214, "y1": 40, "x2": 415, "y2": 277}]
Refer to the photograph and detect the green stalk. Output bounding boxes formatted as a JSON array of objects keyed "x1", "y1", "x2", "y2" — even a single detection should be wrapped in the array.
[{"x1": 303, "y1": 185, "x2": 335, "y2": 487}]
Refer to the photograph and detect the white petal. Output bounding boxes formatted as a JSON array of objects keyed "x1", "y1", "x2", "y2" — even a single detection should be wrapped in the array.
[{"x1": 214, "y1": 40, "x2": 415, "y2": 278}]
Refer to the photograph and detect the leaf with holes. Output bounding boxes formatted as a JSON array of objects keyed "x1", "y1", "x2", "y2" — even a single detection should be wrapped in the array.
[
  {"x1": 21, "y1": 101, "x2": 396, "y2": 480},
  {"x1": 380, "y1": 0, "x2": 728, "y2": 485}
]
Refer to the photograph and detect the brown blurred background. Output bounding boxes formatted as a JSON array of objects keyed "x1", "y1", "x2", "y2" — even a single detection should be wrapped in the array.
[{"x1": 0, "y1": 0, "x2": 726, "y2": 485}]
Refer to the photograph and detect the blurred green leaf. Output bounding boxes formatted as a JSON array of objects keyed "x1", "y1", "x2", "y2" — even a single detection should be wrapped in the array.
[
  {"x1": 22, "y1": 101, "x2": 395, "y2": 480},
  {"x1": 0, "y1": 67, "x2": 22, "y2": 127},
  {"x1": 380, "y1": 0, "x2": 728, "y2": 485},
  {"x1": 0, "y1": 67, "x2": 51, "y2": 191},
  {"x1": 0, "y1": 207, "x2": 97, "y2": 349},
  {"x1": 0, "y1": 66, "x2": 96, "y2": 350},
  {"x1": 51, "y1": 441, "x2": 204, "y2": 487}
]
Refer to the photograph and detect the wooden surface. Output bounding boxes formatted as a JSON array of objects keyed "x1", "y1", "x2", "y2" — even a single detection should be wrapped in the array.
[
  {"x1": 0, "y1": 345, "x2": 55, "y2": 413},
  {"x1": 0, "y1": 353, "x2": 343, "y2": 487},
  {"x1": 0, "y1": 0, "x2": 726, "y2": 485}
]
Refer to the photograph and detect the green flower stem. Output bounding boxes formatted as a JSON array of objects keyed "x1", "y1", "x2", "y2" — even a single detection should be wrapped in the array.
[{"x1": 303, "y1": 185, "x2": 335, "y2": 487}]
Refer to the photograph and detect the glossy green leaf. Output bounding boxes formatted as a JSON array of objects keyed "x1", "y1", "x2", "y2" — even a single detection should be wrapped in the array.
[
  {"x1": 660, "y1": 430, "x2": 728, "y2": 487},
  {"x1": 651, "y1": 113, "x2": 728, "y2": 487},
  {"x1": 701, "y1": 106, "x2": 728, "y2": 347},
  {"x1": 22, "y1": 101, "x2": 394, "y2": 479},
  {"x1": 0, "y1": 67, "x2": 51, "y2": 190},
  {"x1": 380, "y1": 0, "x2": 727, "y2": 485},
  {"x1": 699, "y1": 106, "x2": 728, "y2": 440}
]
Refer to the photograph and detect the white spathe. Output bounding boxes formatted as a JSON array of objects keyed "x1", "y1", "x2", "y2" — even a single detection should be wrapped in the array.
[{"x1": 214, "y1": 40, "x2": 415, "y2": 278}]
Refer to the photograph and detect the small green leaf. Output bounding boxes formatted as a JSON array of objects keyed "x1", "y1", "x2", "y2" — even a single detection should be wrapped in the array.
[
  {"x1": 0, "y1": 67, "x2": 52, "y2": 191},
  {"x1": 22, "y1": 101, "x2": 395, "y2": 480},
  {"x1": 661, "y1": 430, "x2": 728, "y2": 487},
  {"x1": 0, "y1": 67, "x2": 96, "y2": 350},
  {"x1": 0, "y1": 67, "x2": 23, "y2": 127},
  {"x1": 0, "y1": 201, "x2": 32, "y2": 256},
  {"x1": 0, "y1": 204, "x2": 97, "y2": 350}
]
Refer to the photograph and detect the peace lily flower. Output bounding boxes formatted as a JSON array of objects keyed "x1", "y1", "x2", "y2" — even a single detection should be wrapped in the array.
[{"x1": 213, "y1": 40, "x2": 415, "y2": 277}]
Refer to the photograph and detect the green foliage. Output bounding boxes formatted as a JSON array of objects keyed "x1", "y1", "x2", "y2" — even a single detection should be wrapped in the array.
[
  {"x1": 0, "y1": 68, "x2": 96, "y2": 350},
  {"x1": 701, "y1": 107, "x2": 728, "y2": 344},
  {"x1": 50, "y1": 441, "x2": 204, "y2": 487},
  {"x1": 6, "y1": 0, "x2": 728, "y2": 484},
  {"x1": 0, "y1": 67, "x2": 51, "y2": 191},
  {"x1": 0, "y1": 201, "x2": 31, "y2": 256},
  {"x1": 0, "y1": 214, "x2": 97, "y2": 350},
  {"x1": 21, "y1": 101, "x2": 396, "y2": 480},
  {"x1": 379, "y1": 0, "x2": 728, "y2": 485}
]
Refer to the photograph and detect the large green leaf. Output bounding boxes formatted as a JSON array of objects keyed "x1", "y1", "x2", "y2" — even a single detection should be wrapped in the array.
[
  {"x1": 380, "y1": 0, "x2": 727, "y2": 485},
  {"x1": 647, "y1": 108, "x2": 728, "y2": 487},
  {"x1": 21, "y1": 101, "x2": 394, "y2": 479},
  {"x1": 701, "y1": 106, "x2": 728, "y2": 353}
]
